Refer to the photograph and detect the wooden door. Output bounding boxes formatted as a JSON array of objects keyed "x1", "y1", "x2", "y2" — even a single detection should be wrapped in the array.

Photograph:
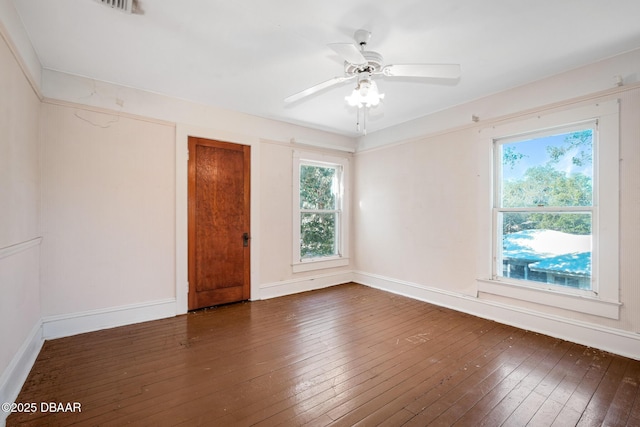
[{"x1": 188, "y1": 137, "x2": 250, "y2": 310}]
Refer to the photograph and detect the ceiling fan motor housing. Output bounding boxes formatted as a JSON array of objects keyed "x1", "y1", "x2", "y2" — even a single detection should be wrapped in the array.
[{"x1": 345, "y1": 51, "x2": 384, "y2": 75}]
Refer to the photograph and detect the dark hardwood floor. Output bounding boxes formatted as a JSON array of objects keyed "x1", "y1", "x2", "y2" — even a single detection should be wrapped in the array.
[{"x1": 7, "y1": 283, "x2": 640, "y2": 426}]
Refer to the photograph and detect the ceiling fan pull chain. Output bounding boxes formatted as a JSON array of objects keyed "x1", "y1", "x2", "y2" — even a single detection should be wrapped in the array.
[{"x1": 363, "y1": 107, "x2": 367, "y2": 135}]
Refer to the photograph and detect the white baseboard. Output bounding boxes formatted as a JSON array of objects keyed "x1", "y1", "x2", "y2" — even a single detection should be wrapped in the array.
[
  {"x1": 258, "y1": 271, "x2": 354, "y2": 300},
  {"x1": 353, "y1": 271, "x2": 640, "y2": 361},
  {"x1": 42, "y1": 298, "x2": 177, "y2": 340},
  {"x1": 0, "y1": 320, "x2": 43, "y2": 427}
]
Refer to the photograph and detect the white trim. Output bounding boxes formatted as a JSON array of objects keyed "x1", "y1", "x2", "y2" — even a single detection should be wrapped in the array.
[
  {"x1": 353, "y1": 271, "x2": 481, "y2": 309},
  {"x1": 290, "y1": 138, "x2": 356, "y2": 153},
  {"x1": 292, "y1": 257, "x2": 350, "y2": 273},
  {"x1": 175, "y1": 126, "x2": 189, "y2": 314},
  {"x1": 0, "y1": 1, "x2": 43, "y2": 100},
  {"x1": 258, "y1": 271, "x2": 353, "y2": 300},
  {"x1": 477, "y1": 279, "x2": 620, "y2": 319},
  {"x1": 478, "y1": 99, "x2": 620, "y2": 316},
  {"x1": 0, "y1": 237, "x2": 42, "y2": 260},
  {"x1": 292, "y1": 151, "x2": 350, "y2": 271},
  {"x1": 42, "y1": 298, "x2": 176, "y2": 340},
  {"x1": 175, "y1": 124, "x2": 261, "y2": 312},
  {"x1": 0, "y1": 321, "x2": 43, "y2": 426},
  {"x1": 43, "y1": 98, "x2": 174, "y2": 127},
  {"x1": 353, "y1": 271, "x2": 639, "y2": 361}
]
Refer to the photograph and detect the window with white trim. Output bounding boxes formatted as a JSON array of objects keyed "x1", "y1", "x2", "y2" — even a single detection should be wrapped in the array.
[
  {"x1": 477, "y1": 100, "x2": 621, "y2": 319},
  {"x1": 495, "y1": 123, "x2": 595, "y2": 291},
  {"x1": 293, "y1": 152, "x2": 349, "y2": 272}
]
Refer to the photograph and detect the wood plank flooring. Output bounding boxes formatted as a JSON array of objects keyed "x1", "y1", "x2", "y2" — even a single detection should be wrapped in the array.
[{"x1": 7, "y1": 283, "x2": 640, "y2": 426}]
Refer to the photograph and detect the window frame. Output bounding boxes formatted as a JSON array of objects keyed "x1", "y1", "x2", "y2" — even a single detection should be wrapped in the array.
[
  {"x1": 292, "y1": 151, "x2": 350, "y2": 272},
  {"x1": 493, "y1": 121, "x2": 597, "y2": 296},
  {"x1": 476, "y1": 100, "x2": 621, "y2": 319}
]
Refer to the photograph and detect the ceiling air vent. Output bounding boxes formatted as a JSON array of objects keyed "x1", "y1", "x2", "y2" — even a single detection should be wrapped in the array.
[{"x1": 94, "y1": 0, "x2": 133, "y2": 13}]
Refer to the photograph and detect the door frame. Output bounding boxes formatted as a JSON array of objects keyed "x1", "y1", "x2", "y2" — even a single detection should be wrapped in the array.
[{"x1": 175, "y1": 124, "x2": 260, "y2": 314}]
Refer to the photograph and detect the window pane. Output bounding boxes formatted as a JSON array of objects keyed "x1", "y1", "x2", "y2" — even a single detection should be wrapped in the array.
[
  {"x1": 498, "y1": 212, "x2": 592, "y2": 290},
  {"x1": 300, "y1": 165, "x2": 337, "y2": 210},
  {"x1": 500, "y1": 129, "x2": 593, "y2": 208},
  {"x1": 300, "y1": 213, "x2": 337, "y2": 258}
]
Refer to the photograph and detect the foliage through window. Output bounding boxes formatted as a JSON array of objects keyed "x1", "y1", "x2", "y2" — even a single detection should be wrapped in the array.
[
  {"x1": 495, "y1": 124, "x2": 595, "y2": 291},
  {"x1": 293, "y1": 151, "x2": 349, "y2": 271},
  {"x1": 299, "y1": 163, "x2": 342, "y2": 259}
]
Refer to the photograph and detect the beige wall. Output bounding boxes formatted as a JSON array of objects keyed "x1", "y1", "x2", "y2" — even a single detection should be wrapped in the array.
[
  {"x1": 259, "y1": 142, "x2": 296, "y2": 282},
  {"x1": 32, "y1": 74, "x2": 355, "y2": 318},
  {"x1": 258, "y1": 141, "x2": 353, "y2": 287},
  {"x1": 0, "y1": 31, "x2": 41, "y2": 381},
  {"x1": 39, "y1": 103, "x2": 176, "y2": 316},
  {"x1": 354, "y1": 127, "x2": 482, "y2": 297},
  {"x1": 353, "y1": 82, "x2": 640, "y2": 336},
  {"x1": 36, "y1": 104, "x2": 355, "y2": 316}
]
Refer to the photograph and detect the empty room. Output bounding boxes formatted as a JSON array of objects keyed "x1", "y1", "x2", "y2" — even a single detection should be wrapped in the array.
[{"x1": 1, "y1": 0, "x2": 640, "y2": 425}]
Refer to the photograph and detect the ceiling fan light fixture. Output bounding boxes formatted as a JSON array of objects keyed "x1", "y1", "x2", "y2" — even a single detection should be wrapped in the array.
[{"x1": 345, "y1": 79, "x2": 385, "y2": 108}]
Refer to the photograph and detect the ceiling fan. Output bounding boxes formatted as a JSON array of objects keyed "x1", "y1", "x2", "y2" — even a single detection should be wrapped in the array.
[{"x1": 284, "y1": 29, "x2": 461, "y2": 107}]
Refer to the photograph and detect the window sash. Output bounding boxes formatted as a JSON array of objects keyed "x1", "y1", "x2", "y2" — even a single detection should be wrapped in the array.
[
  {"x1": 300, "y1": 211, "x2": 341, "y2": 259},
  {"x1": 492, "y1": 122, "x2": 596, "y2": 294},
  {"x1": 496, "y1": 206, "x2": 592, "y2": 213},
  {"x1": 493, "y1": 121, "x2": 597, "y2": 211},
  {"x1": 300, "y1": 209, "x2": 341, "y2": 214},
  {"x1": 299, "y1": 163, "x2": 341, "y2": 210},
  {"x1": 293, "y1": 152, "x2": 349, "y2": 268}
]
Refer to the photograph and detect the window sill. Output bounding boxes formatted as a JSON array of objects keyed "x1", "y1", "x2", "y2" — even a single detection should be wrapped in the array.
[
  {"x1": 292, "y1": 257, "x2": 349, "y2": 273},
  {"x1": 477, "y1": 278, "x2": 621, "y2": 319}
]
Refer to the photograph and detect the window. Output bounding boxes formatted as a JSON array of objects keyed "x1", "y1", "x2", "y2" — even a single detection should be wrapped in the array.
[
  {"x1": 293, "y1": 151, "x2": 349, "y2": 272},
  {"x1": 495, "y1": 124, "x2": 595, "y2": 292},
  {"x1": 300, "y1": 162, "x2": 341, "y2": 258},
  {"x1": 477, "y1": 100, "x2": 620, "y2": 319}
]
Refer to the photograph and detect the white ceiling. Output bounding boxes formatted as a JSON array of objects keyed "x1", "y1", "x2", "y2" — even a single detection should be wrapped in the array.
[{"x1": 12, "y1": 0, "x2": 640, "y2": 137}]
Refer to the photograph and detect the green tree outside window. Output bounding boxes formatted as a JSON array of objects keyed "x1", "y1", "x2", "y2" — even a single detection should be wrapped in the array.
[{"x1": 300, "y1": 164, "x2": 340, "y2": 258}]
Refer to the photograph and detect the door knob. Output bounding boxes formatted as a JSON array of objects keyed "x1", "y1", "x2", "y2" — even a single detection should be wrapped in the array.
[{"x1": 243, "y1": 232, "x2": 251, "y2": 247}]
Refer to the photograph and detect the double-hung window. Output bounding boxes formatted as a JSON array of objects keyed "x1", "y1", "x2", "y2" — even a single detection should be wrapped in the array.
[
  {"x1": 495, "y1": 123, "x2": 595, "y2": 291},
  {"x1": 478, "y1": 100, "x2": 620, "y2": 319},
  {"x1": 293, "y1": 151, "x2": 349, "y2": 272}
]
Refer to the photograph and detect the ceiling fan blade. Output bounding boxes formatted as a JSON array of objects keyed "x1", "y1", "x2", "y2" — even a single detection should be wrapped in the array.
[
  {"x1": 328, "y1": 43, "x2": 367, "y2": 66},
  {"x1": 284, "y1": 75, "x2": 355, "y2": 103},
  {"x1": 382, "y1": 64, "x2": 461, "y2": 79}
]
